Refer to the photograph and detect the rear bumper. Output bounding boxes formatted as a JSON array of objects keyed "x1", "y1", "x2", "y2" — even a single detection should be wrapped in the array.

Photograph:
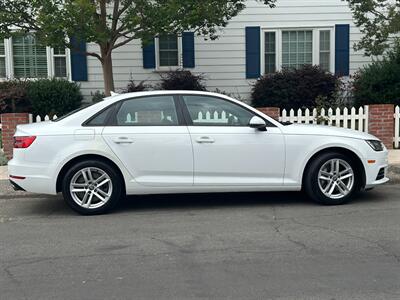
[
  {"x1": 9, "y1": 179, "x2": 26, "y2": 191},
  {"x1": 7, "y1": 159, "x2": 57, "y2": 195}
]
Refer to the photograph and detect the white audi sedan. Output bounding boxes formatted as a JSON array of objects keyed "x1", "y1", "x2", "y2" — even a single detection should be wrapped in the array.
[{"x1": 8, "y1": 91, "x2": 389, "y2": 214}]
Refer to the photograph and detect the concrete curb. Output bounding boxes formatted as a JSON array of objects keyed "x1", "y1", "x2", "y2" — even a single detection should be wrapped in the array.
[{"x1": 387, "y1": 165, "x2": 400, "y2": 184}]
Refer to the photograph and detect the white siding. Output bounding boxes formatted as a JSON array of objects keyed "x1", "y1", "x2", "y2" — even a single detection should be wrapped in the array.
[{"x1": 80, "y1": 0, "x2": 371, "y2": 102}]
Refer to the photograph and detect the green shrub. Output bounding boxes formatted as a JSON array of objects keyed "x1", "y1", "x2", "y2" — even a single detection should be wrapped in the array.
[
  {"x1": 251, "y1": 65, "x2": 340, "y2": 110},
  {"x1": 122, "y1": 79, "x2": 150, "y2": 93},
  {"x1": 353, "y1": 42, "x2": 400, "y2": 107},
  {"x1": 0, "y1": 80, "x2": 31, "y2": 114},
  {"x1": 27, "y1": 79, "x2": 83, "y2": 117},
  {"x1": 91, "y1": 90, "x2": 106, "y2": 103},
  {"x1": 159, "y1": 70, "x2": 206, "y2": 91}
]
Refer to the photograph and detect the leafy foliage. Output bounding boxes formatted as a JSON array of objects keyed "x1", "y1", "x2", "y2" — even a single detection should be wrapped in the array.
[
  {"x1": 0, "y1": 80, "x2": 31, "y2": 114},
  {"x1": 27, "y1": 79, "x2": 83, "y2": 117},
  {"x1": 352, "y1": 42, "x2": 400, "y2": 106},
  {"x1": 0, "y1": 0, "x2": 276, "y2": 95},
  {"x1": 251, "y1": 65, "x2": 341, "y2": 110},
  {"x1": 346, "y1": 0, "x2": 400, "y2": 55},
  {"x1": 91, "y1": 90, "x2": 106, "y2": 103},
  {"x1": 159, "y1": 70, "x2": 206, "y2": 91},
  {"x1": 122, "y1": 80, "x2": 150, "y2": 93}
]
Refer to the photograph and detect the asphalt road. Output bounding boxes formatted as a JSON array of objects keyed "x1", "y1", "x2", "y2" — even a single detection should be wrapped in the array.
[{"x1": 0, "y1": 180, "x2": 399, "y2": 300}]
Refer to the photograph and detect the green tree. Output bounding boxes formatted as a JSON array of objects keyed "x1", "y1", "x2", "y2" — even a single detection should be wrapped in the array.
[
  {"x1": 346, "y1": 0, "x2": 400, "y2": 56},
  {"x1": 0, "y1": 0, "x2": 275, "y2": 96}
]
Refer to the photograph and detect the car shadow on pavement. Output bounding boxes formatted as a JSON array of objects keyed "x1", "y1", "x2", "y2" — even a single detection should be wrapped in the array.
[
  {"x1": 117, "y1": 191, "x2": 311, "y2": 212},
  {"x1": 9, "y1": 188, "x2": 385, "y2": 217},
  {"x1": 114, "y1": 189, "x2": 381, "y2": 213}
]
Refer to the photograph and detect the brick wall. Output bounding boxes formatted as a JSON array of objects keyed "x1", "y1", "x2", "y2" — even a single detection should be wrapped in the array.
[
  {"x1": 1, "y1": 113, "x2": 30, "y2": 159},
  {"x1": 256, "y1": 107, "x2": 280, "y2": 121},
  {"x1": 368, "y1": 104, "x2": 394, "y2": 149}
]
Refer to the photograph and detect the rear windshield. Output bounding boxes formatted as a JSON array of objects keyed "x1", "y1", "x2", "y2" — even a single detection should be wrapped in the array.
[{"x1": 53, "y1": 104, "x2": 95, "y2": 122}]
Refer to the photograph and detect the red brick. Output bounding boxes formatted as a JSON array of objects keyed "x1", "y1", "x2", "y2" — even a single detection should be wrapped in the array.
[
  {"x1": 368, "y1": 104, "x2": 394, "y2": 149},
  {"x1": 1, "y1": 112, "x2": 30, "y2": 159}
]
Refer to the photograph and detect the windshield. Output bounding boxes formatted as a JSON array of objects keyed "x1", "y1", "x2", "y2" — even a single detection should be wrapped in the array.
[{"x1": 52, "y1": 104, "x2": 95, "y2": 122}]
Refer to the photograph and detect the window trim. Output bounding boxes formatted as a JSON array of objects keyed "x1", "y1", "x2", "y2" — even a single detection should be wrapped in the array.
[
  {"x1": 0, "y1": 36, "x2": 71, "y2": 80},
  {"x1": 154, "y1": 35, "x2": 183, "y2": 71},
  {"x1": 261, "y1": 26, "x2": 335, "y2": 74},
  {"x1": 177, "y1": 94, "x2": 276, "y2": 128}
]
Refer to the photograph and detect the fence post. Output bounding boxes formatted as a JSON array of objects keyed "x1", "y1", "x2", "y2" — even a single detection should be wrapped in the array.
[
  {"x1": 1, "y1": 113, "x2": 30, "y2": 160},
  {"x1": 256, "y1": 107, "x2": 280, "y2": 121},
  {"x1": 368, "y1": 104, "x2": 394, "y2": 149}
]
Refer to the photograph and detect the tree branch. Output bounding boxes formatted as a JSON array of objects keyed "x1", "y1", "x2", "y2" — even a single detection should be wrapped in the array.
[
  {"x1": 112, "y1": 35, "x2": 137, "y2": 50},
  {"x1": 111, "y1": 0, "x2": 120, "y2": 32},
  {"x1": 86, "y1": 51, "x2": 103, "y2": 61}
]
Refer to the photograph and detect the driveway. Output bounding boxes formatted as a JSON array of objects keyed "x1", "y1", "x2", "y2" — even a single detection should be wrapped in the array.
[{"x1": 0, "y1": 180, "x2": 399, "y2": 299}]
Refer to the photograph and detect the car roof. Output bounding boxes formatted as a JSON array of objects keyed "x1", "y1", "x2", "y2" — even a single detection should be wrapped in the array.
[{"x1": 104, "y1": 90, "x2": 232, "y2": 102}]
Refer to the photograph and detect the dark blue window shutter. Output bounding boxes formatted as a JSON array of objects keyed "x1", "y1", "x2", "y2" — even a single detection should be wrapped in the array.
[
  {"x1": 142, "y1": 39, "x2": 156, "y2": 69},
  {"x1": 182, "y1": 32, "x2": 195, "y2": 68},
  {"x1": 335, "y1": 24, "x2": 350, "y2": 76},
  {"x1": 245, "y1": 27, "x2": 261, "y2": 79},
  {"x1": 70, "y1": 37, "x2": 88, "y2": 81}
]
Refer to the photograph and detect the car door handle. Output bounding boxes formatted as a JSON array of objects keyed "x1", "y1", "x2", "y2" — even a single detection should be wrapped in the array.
[
  {"x1": 196, "y1": 136, "x2": 215, "y2": 144},
  {"x1": 112, "y1": 137, "x2": 134, "y2": 144}
]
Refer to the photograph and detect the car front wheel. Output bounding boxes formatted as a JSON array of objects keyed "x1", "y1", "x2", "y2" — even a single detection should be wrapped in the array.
[
  {"x1": 62, "y1": 160, "x2": 123, "y2": 215},
  {"x1": 304, "y1": 152, "x2": 359, "y2": 205}
]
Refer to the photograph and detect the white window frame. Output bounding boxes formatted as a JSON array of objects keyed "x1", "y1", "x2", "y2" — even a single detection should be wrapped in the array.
[
  {"x1": 155, "y1": 35, "x2": 183, "y2": 71},
  {"x1": 0, "y1": 37, "x2": 71, "y2": 81},
  {"x1": 261, "y1": 26, "x2": 335, "y2": 74},
  {"x1": 50, "y1": 47, "x2": 71, "y2": 80},
  {"x1": 0, "y1": 39, "x2": 6, "y2": 78}
]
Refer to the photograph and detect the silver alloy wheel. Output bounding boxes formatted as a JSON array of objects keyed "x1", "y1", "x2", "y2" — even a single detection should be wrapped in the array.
[
  {"x1": 317, "y1": 159, "x2": 354, "y2": 200},
  {"x1": 69, "y1": 167, "x2": 113, "y2": 209}
]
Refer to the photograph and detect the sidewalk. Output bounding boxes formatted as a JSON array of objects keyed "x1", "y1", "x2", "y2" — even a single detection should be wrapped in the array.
[
  {"x1": 0, "y1": 165, "x2": 7, "y2": 180},
  {"x1": 1, "y1": 150, "x2": 400, "y2": 181}
]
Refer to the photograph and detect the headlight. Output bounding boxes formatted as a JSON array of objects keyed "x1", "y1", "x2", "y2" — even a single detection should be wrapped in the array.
[{"x1": 366, "y1": 140, "x2": 384, "y2": 151}]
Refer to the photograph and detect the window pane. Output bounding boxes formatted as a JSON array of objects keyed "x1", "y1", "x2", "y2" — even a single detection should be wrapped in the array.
[
  {"x1": 159, "y1": 35, "x2": 179, "y2": 67},
  {"x1": 116, "y1": 96, "x2": 178, "y2": 126},
  {"x1": 87, "y1": 105, "x2": 115, "y2": 126},
  {"x1": 282, "y1": 30, "x2": 313, "y2": 69},
  {"x1": 53, "y1": 47, "x2": 65, "y2": 55},
  {"x1": 0, "y1": 40, "x2": 5, "y2": 77},
  {"x1": 182, "y1": 95, "x2": 254, "y2": 126},
  {"x1": 0, "y1": 58, "x2": 5, "y2": 77},
  {"x1": 13, "y1": 35, "x2": 47, "y2": 78},
  {"x1": 264, "y1": 32, "x2": 276, "y2": 74},
  {"x1": 0, "y1": 40, "x2": 4, "y2": 55},
  {"x1": 319, "y1": 30, "x2": 330, "y2": 71},
  {"x1": 54, "y1": 57, "x2": 67, "y2": 77}
]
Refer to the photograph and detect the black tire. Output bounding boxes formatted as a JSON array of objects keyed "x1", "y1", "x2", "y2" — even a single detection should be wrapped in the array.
[
  {"x1": 62, "y1": 160, "x2": 123, "y2": 215},
  {"x1": 304, "y1": 152, "x2": 360, "y2": 205}
]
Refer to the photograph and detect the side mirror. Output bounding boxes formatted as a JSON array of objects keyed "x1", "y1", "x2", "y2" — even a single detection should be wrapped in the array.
[{"x1": 249, "y1": 116, "x2": 267, "y2": 130}]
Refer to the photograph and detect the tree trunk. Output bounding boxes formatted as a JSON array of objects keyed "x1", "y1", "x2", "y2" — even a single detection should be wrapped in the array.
[{"x1": 100, "y1": 47, "x2": 115, "y2": 96}]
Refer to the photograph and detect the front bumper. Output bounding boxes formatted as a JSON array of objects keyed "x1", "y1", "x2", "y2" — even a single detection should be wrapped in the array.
[{"x1": 364, "y1": 149, "x2": 390, "y2": 189}]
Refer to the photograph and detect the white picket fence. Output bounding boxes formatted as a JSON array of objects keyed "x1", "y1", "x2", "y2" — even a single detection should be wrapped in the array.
[
  {"x1": 395, "y1": 106, "x2": 400, "y2": 148},
  {"x1": 29, "y1": 114, "x2": 58, "y2": 123},
  {"x1": 279, "y1": 106, "x2": 369, "y2": 132},
  {"x1": 195, "y1": 111, "x2": 235, "y2": 124}
]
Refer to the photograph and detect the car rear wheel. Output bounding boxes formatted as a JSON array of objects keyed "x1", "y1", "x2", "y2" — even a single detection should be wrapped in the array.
[
  {"x1": 304, "y1": 152, "x2": 359, "y2": 205},
  {"x1": 62, "y1": 160, "x2": 123, "y2": 215}
]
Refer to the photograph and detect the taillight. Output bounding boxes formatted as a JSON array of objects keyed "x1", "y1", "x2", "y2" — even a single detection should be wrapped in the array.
[{"x1": 14, "y1": 136, "x2": 36, "y2": 149}]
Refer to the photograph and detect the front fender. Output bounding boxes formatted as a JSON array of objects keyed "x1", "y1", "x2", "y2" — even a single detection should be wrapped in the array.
[{"x1": 284, "y1": 135, "x2": 368, "y2": 186}]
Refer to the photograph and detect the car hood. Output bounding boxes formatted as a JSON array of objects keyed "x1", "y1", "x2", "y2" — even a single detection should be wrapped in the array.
[{"x1": 280, "y1": 123, "x2": 378, "y2": 140}]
